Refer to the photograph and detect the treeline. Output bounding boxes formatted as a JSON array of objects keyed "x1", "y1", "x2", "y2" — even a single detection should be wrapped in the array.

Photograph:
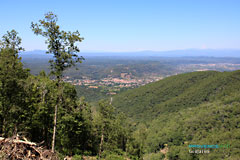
[{"x1": 0, "y1": 13, "x2": 142, "y2": 159}]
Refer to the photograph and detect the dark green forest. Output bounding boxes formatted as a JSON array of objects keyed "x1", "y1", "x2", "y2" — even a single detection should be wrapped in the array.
[
  {"x1": 1, "y1": 13, "x2": 240, "y2": 160},
  {"x1": 113, "y1": 70, "x2": 240, "y2": 159}
]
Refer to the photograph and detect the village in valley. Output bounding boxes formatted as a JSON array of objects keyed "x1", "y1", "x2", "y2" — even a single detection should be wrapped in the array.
[{"x1": 63, "y1": 72, "x2": 164, "y2": 95}]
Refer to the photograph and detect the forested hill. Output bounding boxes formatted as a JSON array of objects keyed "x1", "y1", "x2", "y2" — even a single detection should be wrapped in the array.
[
  {"x1": 112, "y1": 70, "x2": 240, "y2": 122},
  {"x1": 112, "y1": 70, "x2": 240, "y2": 159}
]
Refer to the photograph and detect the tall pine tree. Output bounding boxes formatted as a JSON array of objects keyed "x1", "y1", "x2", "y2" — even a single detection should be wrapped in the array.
[{"x1": 31, "y1": 12, "x2": 84, "y2": 152}]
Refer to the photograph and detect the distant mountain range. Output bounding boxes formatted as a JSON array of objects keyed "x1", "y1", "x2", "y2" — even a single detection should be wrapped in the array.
[{"x1": 20, "y1": 49, "x2": 240, "y2": 58}]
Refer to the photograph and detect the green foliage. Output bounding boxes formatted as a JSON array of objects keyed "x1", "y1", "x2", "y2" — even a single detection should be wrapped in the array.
[
  {"x1": 75, "y1": 85, "x2": 109, "y2": 102},
  {"x1": 143, "y1": 152, "x2": 165, "y2": 160},
  {"x1": 31, "y1": 12, "x2": 84, "y2": 78},
  {"x1": 31, "y1": 12, "x2": 85, "y2": 152},
  {"x1": 0, "y1": 29, "x2": 24, "y2": 52},
  {"x1": 0, "y1": 32, "x2": 97, "y2": 155},
  {"x1": 24, "y1": 73, "x2": 56, "y2": 147},
  {"x1": 92, "y1": 101, "x2": 140, "y2": 159},
  {"x1": 0, "y1": 26, "x2": 138, "y2": 159},
  {"x1": 113, "y1": 70, "x2": 240, "y2": 122},
  {"x1": 0, "y1": 30, "x2": 29, "y2": 136},
  {"x1": 153, "y1": 100, "x2": 240, "y2": 160},
  {"x1": 2, "y1": 15, "x2": 240, "y2": 159},
  {"x1": 95, "y1": 101, "x2": 118, "y2": 156},
  {"x1": 113, "y1": 70, "x2": 240, "y2": 159},
  {"x1": 72, "y1": 155, "x2": 83, "y2": 160},
  {"x1": 57, "y1": 97, "x2": 94, "y2": 155},
  {"x1": 147, "y1": 94, "x2": 240, "y2": 159},
  {"x1": 103, "y1": 151, "x2": 125, "y2": 160}
]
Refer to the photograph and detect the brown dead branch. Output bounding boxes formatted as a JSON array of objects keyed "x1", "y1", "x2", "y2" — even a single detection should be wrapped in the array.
[{"x1": 0, "y1": 135, "x2": 58, "y2": 160}]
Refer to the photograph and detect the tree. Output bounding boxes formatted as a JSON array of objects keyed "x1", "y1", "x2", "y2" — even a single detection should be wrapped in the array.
[
  {"x1": 31, "y1": 12, "x2": 84, "y2": 152},
  {"x1": 94, "y1": 101, "x2": 136, "y2": 159},
  {"x1": 97, "y1": 101, "x2": 115, "y2": 159},
  {"x1": 24, "y1": 71, "x2": 57, "y2": 148},
  {"x1": 57, "y1": 97, "x2": 94, "y2": 155},
  {"x1": 0, "y1": 30, "x2": 29, "y2": 136},
  {"x1": 0, "y1": 29, "x2": 24, "y2": 52}
]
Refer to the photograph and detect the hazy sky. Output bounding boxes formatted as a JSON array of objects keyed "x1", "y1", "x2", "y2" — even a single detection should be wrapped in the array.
[{"x1": 1, "y1": 0, "x2": 240, "y2": 52}]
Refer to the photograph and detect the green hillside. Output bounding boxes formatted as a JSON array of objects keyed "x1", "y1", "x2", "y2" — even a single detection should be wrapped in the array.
[
  {"x1": 113, "y1": 70, "x2": 240, "y2": 122},
  {"x1": 112, "y1": 70, "x2": 240, "y2": 159},
  {"x1": 143, "y1": 99, "x2": 240, "y2": 159}
]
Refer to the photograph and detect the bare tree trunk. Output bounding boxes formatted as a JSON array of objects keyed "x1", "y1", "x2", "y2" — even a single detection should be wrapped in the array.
[
  {"x1": 51, "y1": 79, "x2": 62, "y2": 153},
  {"x1": 51, "y1": 103, "x2": 57, "y2": 153},
  {"x1": 98, "y1": 128, "x2": 104, "y2": 160}
]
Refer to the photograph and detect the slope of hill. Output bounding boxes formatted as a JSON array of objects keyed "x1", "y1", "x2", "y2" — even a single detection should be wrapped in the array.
[
  {"x1": 113, "y1": 70, "x2": 240, "y2": 122},
  {"x1": 112, "y1": 70, "x2": 240, "y2": 159}
]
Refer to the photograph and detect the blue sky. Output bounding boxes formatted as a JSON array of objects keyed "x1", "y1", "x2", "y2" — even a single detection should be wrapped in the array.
[{"x1": 0, "y1": 0, "x2": 240, "y2": 52}]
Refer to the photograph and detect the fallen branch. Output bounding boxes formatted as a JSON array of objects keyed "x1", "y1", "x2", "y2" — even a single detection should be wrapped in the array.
[{"x1": 0, "y1": 135, "x2": 58, "y2": 160}]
